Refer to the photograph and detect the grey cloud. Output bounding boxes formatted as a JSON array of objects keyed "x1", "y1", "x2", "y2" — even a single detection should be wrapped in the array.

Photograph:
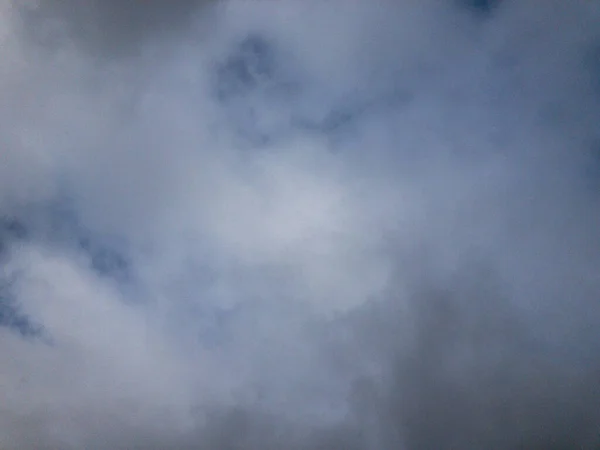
[
  {"x1": 1, "y1": 0, "x2": 600, "y2": 449},
  {"x1": 16, "y1": 0, "x2": 216, "y2": 57}
]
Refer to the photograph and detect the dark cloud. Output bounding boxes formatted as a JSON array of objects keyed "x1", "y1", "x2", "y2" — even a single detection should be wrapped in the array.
[
  {"x1": 0, "y1": 298, "x2": 44, "y2": 339},
  {"x1": 459, "y1": 0, "x2": 503, "y2": 16},
  {"x1": 0, "y1": 272, "x2": 44, "y2": 340},
  {"x1": 385, "y1": 264, "x2": 600, "y2": 449},
  {"x1": 0, "y1": 219, "x2": 42, "y2": 338},
  {"x1": 16, "y1": 0, "x2": 216, "y2": 57}
]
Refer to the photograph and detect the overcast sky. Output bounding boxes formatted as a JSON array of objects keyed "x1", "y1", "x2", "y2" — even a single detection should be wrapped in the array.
[{"x1": 1, "y1": 0, "x2": 600, "y2": 448}]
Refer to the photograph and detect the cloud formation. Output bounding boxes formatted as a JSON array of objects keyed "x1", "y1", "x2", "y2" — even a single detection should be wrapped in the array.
[{"x1": 1, "y1": 0, "x2": 600, "y2": 448}]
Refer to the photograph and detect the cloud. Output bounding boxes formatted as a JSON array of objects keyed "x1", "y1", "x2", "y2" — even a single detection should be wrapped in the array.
[
  {"x1": 16, "y1": 0, "x2": 217, "y2": 58},
  {"x1": 0, "y1": 0, "x2": 599, "y2": 448}
]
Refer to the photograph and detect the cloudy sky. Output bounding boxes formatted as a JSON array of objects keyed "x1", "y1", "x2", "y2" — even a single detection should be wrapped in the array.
[{"x1": 0, "y1": 0, "x2": 599, "y2": 448}]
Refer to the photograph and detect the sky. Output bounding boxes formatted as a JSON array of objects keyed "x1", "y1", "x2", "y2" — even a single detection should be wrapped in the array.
[{"x1": 0, "y1": 0, "x2": 599, "y2": 448}]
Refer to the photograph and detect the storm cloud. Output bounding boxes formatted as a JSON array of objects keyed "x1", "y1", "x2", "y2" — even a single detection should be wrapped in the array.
[{"x1": 1, "y1": 0, "x2": 599, "y2": 448}]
